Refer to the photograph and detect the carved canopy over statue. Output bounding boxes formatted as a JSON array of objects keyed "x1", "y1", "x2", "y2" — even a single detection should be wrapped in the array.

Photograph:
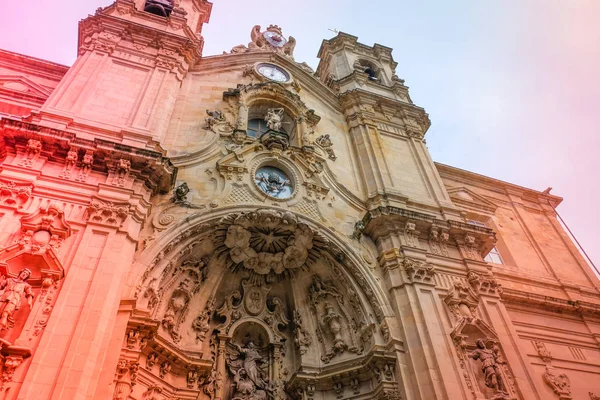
[{"x1": 229, "y1": 25, "x2": 296, "y2": 57}]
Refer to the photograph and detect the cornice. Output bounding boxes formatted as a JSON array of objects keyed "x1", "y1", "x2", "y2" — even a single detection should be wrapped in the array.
[
  {"x1": 435, "y1": 162, "x2": 563, "y2": 208},
  {"x1": 501, "y1": 287, "x2": 600, "y2": 318},
  {"x1": 0, "y1": 117, "x2": 176, "y2": 195},
  {"x1": 0, "y1": 49, "x2": 69, "y2": 80}
]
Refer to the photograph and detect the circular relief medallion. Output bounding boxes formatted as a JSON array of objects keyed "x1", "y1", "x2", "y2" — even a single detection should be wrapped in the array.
[{"x1": 255, "y1": 166, "x2": 293, "y2": 199}]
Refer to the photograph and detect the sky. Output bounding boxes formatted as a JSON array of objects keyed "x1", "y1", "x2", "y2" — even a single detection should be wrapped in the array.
[{"x1": 1, "y1": 1, "x2": 598, "y2": 271}]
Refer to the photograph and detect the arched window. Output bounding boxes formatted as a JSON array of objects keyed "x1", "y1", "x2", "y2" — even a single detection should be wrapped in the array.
[
  {"x1": 247, "y1": 104, "x2": 293, "y2": 139},
  {"x1": 247, "y1": 118, "x2": 270, "y2": 138},
  {"x1": 354, "y1": 59, "x2": 381, "y2": 82},
  {"x1": 144, "y1": 0, "x2": 174, "y2": 17}
]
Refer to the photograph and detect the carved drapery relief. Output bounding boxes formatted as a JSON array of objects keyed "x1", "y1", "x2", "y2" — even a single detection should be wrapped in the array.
[
  {"x1": 590, "y1": 393, "x2": 600, "y2": 400},
  {"x1": 543, "y1": 366, "x2": 572, "y2": 399},
  {"x1": 159, "y1": 260, "x2": 208, "y2": 342}
]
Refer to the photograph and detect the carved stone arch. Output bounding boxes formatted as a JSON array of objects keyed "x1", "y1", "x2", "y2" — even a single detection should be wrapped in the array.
[
  {"x1": 132, "y1": 205, "x2": 391, "y2": 320},
  {"x1": 125, "y1": 205, "x2": 400, "y2": 399}
]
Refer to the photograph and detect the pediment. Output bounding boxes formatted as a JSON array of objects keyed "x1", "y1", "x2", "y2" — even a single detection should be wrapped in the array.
[
  {"x1": 0, "y1": 75, "x2": 52, "y2": 99},
  {"x1": 0, "y1": 244, "x2": 65, "y2": 283},
  {"x1": 447, "y1": 186, "x2": 498, "y2": 214}
]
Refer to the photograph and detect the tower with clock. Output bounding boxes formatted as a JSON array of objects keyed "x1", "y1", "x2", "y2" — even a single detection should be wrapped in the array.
[{"x1": 0, "y1": 1, "x2": 597, "y2": 400}]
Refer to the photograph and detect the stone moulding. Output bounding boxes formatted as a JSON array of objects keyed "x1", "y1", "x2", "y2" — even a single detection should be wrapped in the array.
[
  {"x1": 361, "y1": 205, "x2": 497, "y2": 259},
  {"x1": 0, "y1": 118, "x2": 176, "y2": 195},
  {"x1": 501, "y1": 288, "x2": 600, "y2": 317}
]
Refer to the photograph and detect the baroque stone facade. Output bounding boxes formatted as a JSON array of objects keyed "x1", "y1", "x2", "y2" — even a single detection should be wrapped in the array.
[{"x1": 0, "y1": 1, "x2": 598, "y2": 399}]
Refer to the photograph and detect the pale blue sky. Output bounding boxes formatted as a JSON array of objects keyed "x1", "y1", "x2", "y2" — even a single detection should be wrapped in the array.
[{"x1": 1, "y1": 1, "x2": 599, "y2": 270}]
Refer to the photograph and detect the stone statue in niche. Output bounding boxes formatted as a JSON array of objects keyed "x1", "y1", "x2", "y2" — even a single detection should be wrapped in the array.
[
  {"x1": 161, "y1": 278, "x2": 192, "y2": 341},
  {"x1": 470, "y1": 339, "x2": 509, "y2": 399},
  {"x1": 227, "y1": 341, "x2": 271, "y2": 400},
  {"x1": 0, "y1": 269, "x2": 34, "y2": 331},
  {"x1": 308, "y1": 274, "x2": 364, "y2": 363},
  {"x1": 322, "y1": 302, "x2": 346, "y2": 353},
  {"x1": 265, "y1": 108, "x2": 284, "y2": 131}
]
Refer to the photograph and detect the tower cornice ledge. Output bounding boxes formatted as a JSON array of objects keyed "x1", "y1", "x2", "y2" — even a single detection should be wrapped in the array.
[{"x1": 0, "y1": 117, "x2": 176, "y2": 195}]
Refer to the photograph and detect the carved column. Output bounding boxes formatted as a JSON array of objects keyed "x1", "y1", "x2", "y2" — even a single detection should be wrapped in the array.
[
  {"x1": 236, "y1": 104, "x2": 249, "y2": 132},
  {"x1": 215, "y1": 335, "x2": 227, "y2": 400}
]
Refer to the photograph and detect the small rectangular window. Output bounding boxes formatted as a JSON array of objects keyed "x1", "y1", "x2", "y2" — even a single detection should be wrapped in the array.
[
  {"x1": 467, "y1": 220, "x2": 504, "y2": 264},
  {"x1": 484, "y1": 246, "x2": 504, "y2": 264}
]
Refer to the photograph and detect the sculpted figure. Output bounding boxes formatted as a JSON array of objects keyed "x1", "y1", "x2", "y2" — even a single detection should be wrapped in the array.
[
  {"x1": 264, "y1": 108, "x2": 284, "y2": 131},
  {"x1": 322, "y1": 302, "x2": 346, "y2": 352},
  {"x1": 0, "y1": 269, "x2": 34, "y2": 331},
  {"x1": 227, "y1": 341, "x2": 270, "y2": 400},
  {"x1": 255, "y1": 172, "x2": 291, "y2": 199},
  {"x1": 470, "y1": 339, "x2": 508, "y2": 396},
  {"x1": 191, "y1": 309, "x2": 211, "y2": 343}
]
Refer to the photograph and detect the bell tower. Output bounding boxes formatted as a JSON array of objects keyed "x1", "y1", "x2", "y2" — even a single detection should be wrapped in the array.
[
  {"x1": 33, "y1": 0, "x2": 212, "y2": 148},
  {"x1": 316, "y1": 32, "x2": 459, "y2": 217}
]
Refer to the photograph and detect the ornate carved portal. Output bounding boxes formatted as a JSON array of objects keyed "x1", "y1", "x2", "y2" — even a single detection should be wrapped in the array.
[{"x1": 121, "y1": 210, "x2": 399, "y2": 399}]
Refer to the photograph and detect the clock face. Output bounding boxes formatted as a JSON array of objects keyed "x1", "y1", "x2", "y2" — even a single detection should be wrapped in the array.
[
  {"x1": 263, "y1": 31, "x2": 287, "y2": 47},
  {"x1": 256, "y1": 63, "x2": 290, "y2": 83}
]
